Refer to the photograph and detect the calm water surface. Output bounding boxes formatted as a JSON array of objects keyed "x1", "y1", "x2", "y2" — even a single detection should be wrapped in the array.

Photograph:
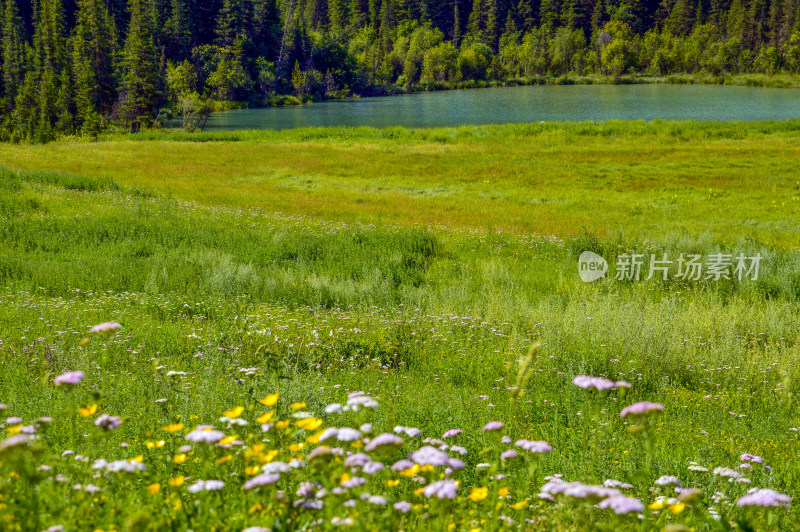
[{"x1": 180, "y1": 84, "x2": 800, "y2": 131}]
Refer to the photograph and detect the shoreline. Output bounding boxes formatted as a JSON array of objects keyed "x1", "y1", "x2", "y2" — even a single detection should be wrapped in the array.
[{"x1": 255, "y1": 73, "x2": 800, "y2": 108}]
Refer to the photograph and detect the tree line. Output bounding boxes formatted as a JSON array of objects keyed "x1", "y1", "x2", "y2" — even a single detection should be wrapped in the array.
[{"x1": 1, "y1": 0, "x2": 799, "y2": 140}]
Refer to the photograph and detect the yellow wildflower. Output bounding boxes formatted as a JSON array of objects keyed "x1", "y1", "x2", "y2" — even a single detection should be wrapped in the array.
[
  {"x1": 260, "y1": 450, "x2": 279, "y2": 463},
  {"x1": 129, "y1": 456, "x2": 144, "y2": 463},
  {"x1": 275, "y1": 420, "x2": 290, "y2": 430},
  {"x1": 216, "y1": 455, "x2": 233, "y2": 464},
  {"x1": 168, "y1": 476, "x2": 185, "y2": 487},
  {"x1": 256, "y1": 411, "x2": 275, "y2": 424},
  {"x1": 469, "y1": 487, "x2": 489, "y2": 502},
  {"x1": 145, "y1": 440, "x2": 166, "y2": 449},
  {"x1": 649, "y1": 499, "x2": 667, "y2": 510},
  {"x1": 173, "y1": 454, "x2": 187, "y2": 464},
  {"x1": 78, "y1": 404, "x2": 98, "y2": 417},
  {"x1": 295, "y1": 417, "x2": 323, "y2": 431},
  {"x1": 245, "y1": 466, "x2": 261, "y2": 475},
  {"x1": 400, "y1": 464, "x2": 421, "y2": 477},
  {"x1": 162, "y1": 423, "x2": 184, "y2": 433},
  {"x1": 148, "y1": 483, "x2": 161, "y2": 495},
  {"x1": 413, "y1": 488, "x2": 425, "y2": 497},
  {"x1": 290, "y1": 402, "x2": 306, "y2": 411},
  {"x1": 669, "y1": 503, "x2": 686, "y2": 515},
  {"x1": 223, "y1": 406, "x2": 245, "y2": 419},
  {"x1": 259, "y1": 393, "x2": 279, "y2": 407},
  {"x1": 511, "y1": 500, "x2": 528, "y2": 510},
  {"x1": 307, "y1": 430, "x2": 326, "y2": 444},
  {"x1": 498, "y1": 487, "x2": 509, "y2": 498},
  {"x1": 387, "y1": 479, "x2": 400, "y2": 488},
  {"x1": 289, "y1": 443, "x2": 305, "y2": 452}
]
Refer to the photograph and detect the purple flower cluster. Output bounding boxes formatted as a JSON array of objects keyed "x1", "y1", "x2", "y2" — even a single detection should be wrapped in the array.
[
  {"x1": 54, "y1": 371, "x2": 84, "y2": 387},
  {"x1": 620, "y1": 401, "x2": 664, "y2": 418},
  {"x1": 515, "y1": 439, "x2": 552, "y2": 454},
  {"x1": 423, "y1": 480, "x2": 458, "y2": 499},
  {"x1": 736, "y1": 488, "x2": 791, "y2": 508},
  {"x1": 243, "y1": 473, "x2": 280, "y2": 490},
  {"x1": 597, "y1": 495, "x2": 645, "y2": 515}
]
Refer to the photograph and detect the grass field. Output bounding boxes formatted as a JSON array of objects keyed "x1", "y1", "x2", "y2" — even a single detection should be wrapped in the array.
[{"x1": 1, "y1": 121, "x2": 799, "y2": 531}]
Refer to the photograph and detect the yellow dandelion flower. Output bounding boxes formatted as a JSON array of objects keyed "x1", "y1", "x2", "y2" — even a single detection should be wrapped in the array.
[
  {"x1": 340, "y1": 473, "x2": 351, "y2": 484},
  {"x1": 223, "y1": 406, "x2": 245, "y2": 419},
  {"x1": 289, "y1": 443, "x2": 305, "y2": 452},
  {"x1": 78, "y1": 404, "x2": 98, "y2": 417},
  {"x1": 219, "y1": 435, "x2": 237, "y2": 445},
  {"x1": 245, "y1": 466, "x2": 261, "y2": 475},
  {"x1": 295, "y1": 417, "x2": 322, "y2": 431},
  {"x1": 413, "y1": 488, "x2": 425, "y2": 497},
  {"x1": 290, "y1": 402, "x2": 306, "y2": 411},
  {"x1": 649, "y1": 499, "x2": 667, "y2": 510},
  {"x1": 6, "y1": 426, "x2": 21, "y2": 436},
  {"x1": 145, "y1": 440, "x2": 166, "y2": 449},
  {"x1": 129, "y1": 455, "x2": 144, "y2": 463},
  {"x1": 400, "y1": 464, "x2": 420, "y2": 477},
  {"x1": 669, "y1": 503, "x2": 686, "y2": 515},
  {"x1": 511, "y1": 500, "x2": 528, "y2": 510},
  {"x1": 260, "y1": 450, "x2": 279, "y2": 463},
  {"x1": 275, "y1": 420, "x2": 290, "y2": 430},
  {"x1": 249, "y1": 503, "x2": 264, "y2": 513},
  {"x1": 168, "y1": 476, "x2": 185, "y2": 487},
  {"x1": 256, "y1": 411, "x2": 275, "y2": 424},
  {"x1": 216, "y1": 455, "x2": 233, "y2": 464},
  {"x1": 173, "y1": 454, "x2": 188, "y2": 464},
  {"x1": 498, "y1": 487, "x2": 509, "y2": 498},
  {"x1": 469, "y1": 487, "x2": 489, "y2": 502},
  {"x1": 162, "y1": 423, "x2": 184, "y2": 433},
  {"x1": 148, "y1": 483, "x2": 161, "y2": 495},
  {"x1": 387, "y1": 479, "x2": 400, "y2": 488},
  {"x1": 307, "y1": 430, "x2": 326, "y2": 444},
  {"x1": 259, "y1": 393, "x2": 279, "y2": 407}
]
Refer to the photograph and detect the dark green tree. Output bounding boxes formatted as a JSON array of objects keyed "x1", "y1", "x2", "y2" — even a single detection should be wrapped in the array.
[{"x1": 119, "y1": 0, "x2": 160, "y2": 130}]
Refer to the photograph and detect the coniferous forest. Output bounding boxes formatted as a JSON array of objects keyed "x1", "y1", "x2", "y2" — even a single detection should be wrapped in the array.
[{"x1": 1, "y1": 0, "x2": 799, "y2": 140}]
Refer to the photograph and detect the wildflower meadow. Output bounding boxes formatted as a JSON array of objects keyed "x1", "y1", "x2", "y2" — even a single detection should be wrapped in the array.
[{"x1": 1, "y1": 123, "x2": 800, "y2": 531}]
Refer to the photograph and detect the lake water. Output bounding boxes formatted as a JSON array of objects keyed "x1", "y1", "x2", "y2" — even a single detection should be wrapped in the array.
[{"x1": 181, "y1": 84, "x2": 800, "y2": 131}]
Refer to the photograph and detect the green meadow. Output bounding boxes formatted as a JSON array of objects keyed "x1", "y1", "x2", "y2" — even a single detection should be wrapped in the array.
[{"x1": 1, "y1": 121, "x2": 799, "y2": 531}]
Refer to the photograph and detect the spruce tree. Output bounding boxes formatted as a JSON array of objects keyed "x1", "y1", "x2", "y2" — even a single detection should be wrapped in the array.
[
  {"x1": 2, "y1": 0, "x2": 25, "y2": 103},
  {"x1": 72, "y1": 0, "x2": 117, "y2": 128},
  {"x1": 120, "y1": 0, "x2": 160, "y2": 130}
]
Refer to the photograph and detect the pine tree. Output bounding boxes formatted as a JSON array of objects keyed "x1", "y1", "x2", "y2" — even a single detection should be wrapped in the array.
[
  {"x1": 167, "y1": 0, "x2": 193, "y2": 58},
  {"x1": 379, "y1": 0, "x2": 395, "y2": 50},
  {"x1": 516, "y1": 0, "x2": 536, "y2": 31},
  {"x1": 666, "y1": 0, "x2": 695, "y2": 35},
  {"x1": 2, "y1": 0, "x2": 25, "y2": 103},
  {"x1": 329, "y1": 0, "x2": 350, "y2": 30},
  {"x1": 120, "y1": 0, "x2": 160, "y2": 130},
  {"x1": 216, "y1": 0, "x2": 246, "y2": 48},
  {"x1": 539, "y1": 0, "x2": 560, "y2": 29},
  {"x1": 453, "y1": 0, "x2": 461, "y2": 44},
  {"x1": 72, "y1": 0, "x2": 117, "y2": 128},
  {"x1": 31, "y1": 0, "x2": 69, "y2": 140}
]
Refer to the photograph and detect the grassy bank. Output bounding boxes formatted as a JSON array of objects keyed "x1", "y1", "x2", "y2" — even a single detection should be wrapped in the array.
[
  {"x1": 0, "y1": 122, "x2": 799, "y2": 530},
  {"x1": 0, "y1": 121, "x2": 798, "y2": 247}
]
